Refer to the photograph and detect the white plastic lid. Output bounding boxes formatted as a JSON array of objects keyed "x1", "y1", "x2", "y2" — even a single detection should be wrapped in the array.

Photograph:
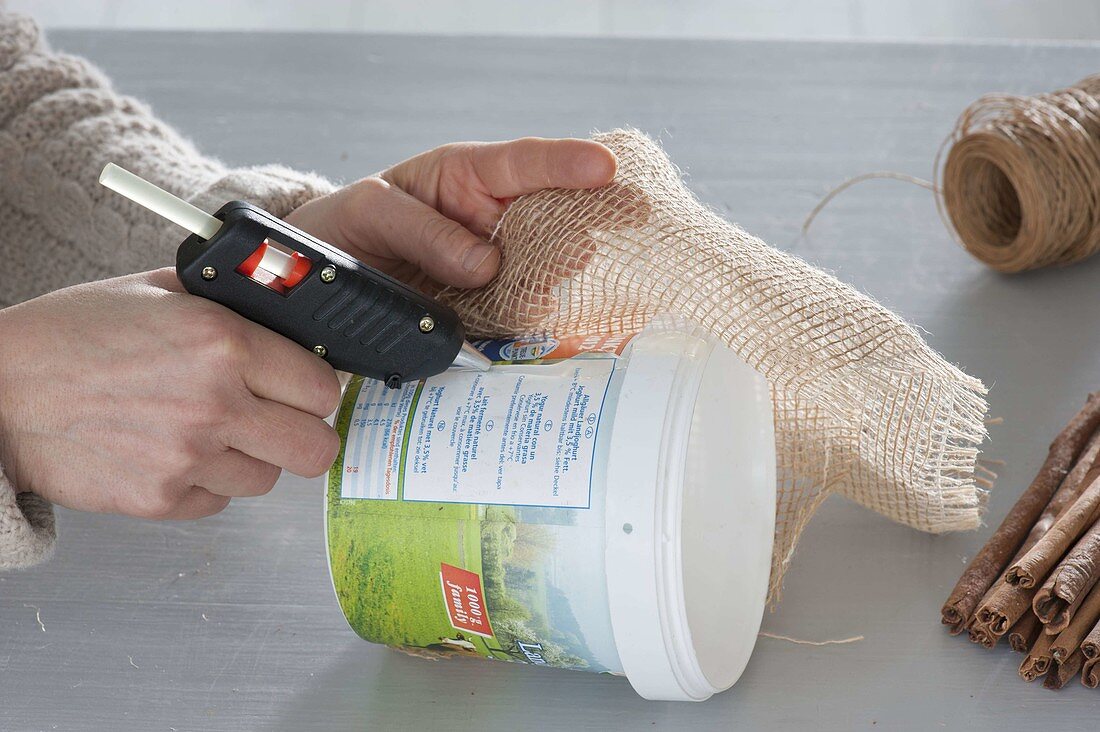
[{"x1": 604, "y1": 325, "x2": 776, "y2": 701}]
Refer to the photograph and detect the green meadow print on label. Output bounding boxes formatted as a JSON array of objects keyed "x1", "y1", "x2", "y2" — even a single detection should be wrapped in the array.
[{"x1": 326, "y1": 338, "x2": 625, "y2": 673}]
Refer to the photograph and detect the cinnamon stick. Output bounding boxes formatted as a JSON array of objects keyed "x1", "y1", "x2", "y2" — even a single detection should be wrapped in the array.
[
  {"x1": 1006, "y1": 468, "x2": 1100, "y2": 588},
  {"x1": 1082, "y1": 625, "x2": 1100, "y2": 687},
  {"x1": 1034, "y1": 513, "x2": 1100, "y2": 635},
  {"x1": 1008, "y1": 612, "x2": 1042, "y2": 653},
  {"x1": 1082, "y1": 656, "x2": 1100, "y2": 688},
  {"x1": 1050, "y1": 580, "x2": 1100, "y2": 660},
  {"x1": 942, "y1": 394, "x2": 1100, "y2": 634},
  {"x1": 971, "y1": 435, "x2": 1100, "y2": 639},
  {"x1": 1034, "y1": 579, "x2": 1097, "y2": 636},
  {"x1": 972, "y1": 581, "x2": 1035, "y2": 643},
  {"x1": 967, "y1": 623, "x2": 995, "y2": 649},
  {"x1": 1043, "y1": 649, "x2": 1085, "y2": 690},
  {"x1": 1020, "y1": 630, "x2": 1056, "y2": 681},
  {"x1": 1028, "y1": 427, "x2": 1100, "y2": 541}
]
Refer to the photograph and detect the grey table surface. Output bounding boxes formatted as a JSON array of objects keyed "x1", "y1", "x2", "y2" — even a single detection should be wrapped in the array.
[{"x1": 3, "y1": 28, "x2": 1100, "y2": 732}]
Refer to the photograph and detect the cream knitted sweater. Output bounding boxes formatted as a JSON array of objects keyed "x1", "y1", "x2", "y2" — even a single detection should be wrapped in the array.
[{"x1": 0, "y1": 12, "x2": 336, "y2": 569}]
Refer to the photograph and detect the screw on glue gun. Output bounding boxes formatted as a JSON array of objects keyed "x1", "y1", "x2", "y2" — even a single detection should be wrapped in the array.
[{"x1": 98, "y1": 163, "x2": 491, "y2": 387}]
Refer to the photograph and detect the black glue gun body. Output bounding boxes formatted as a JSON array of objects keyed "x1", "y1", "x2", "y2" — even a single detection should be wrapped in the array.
[{"x1": 176, "y1": 201, "x2": 468, "y2": 387}]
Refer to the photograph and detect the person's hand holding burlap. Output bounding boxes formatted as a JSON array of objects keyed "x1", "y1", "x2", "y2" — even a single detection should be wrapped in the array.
[{"x1": 439, "y1": 129, "x2": 989, "y2": 600}]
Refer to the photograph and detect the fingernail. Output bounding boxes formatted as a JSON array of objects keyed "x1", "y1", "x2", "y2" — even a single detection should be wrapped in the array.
[{"x1": 463, "y1": 244, "x2": 496, "y2": 273}]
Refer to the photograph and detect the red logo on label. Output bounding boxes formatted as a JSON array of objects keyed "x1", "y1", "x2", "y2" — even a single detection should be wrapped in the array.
[{"x1": 439, "y1": 563, "x2": 493, "y2": 638}]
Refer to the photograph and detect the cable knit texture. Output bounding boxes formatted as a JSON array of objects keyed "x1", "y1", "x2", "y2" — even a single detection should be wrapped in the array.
[{"x1": 0, "y1": 12, "x2": 337, "y2": 568}]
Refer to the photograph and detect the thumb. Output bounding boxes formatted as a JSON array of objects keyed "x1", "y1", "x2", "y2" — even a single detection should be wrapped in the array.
[
  {"x1": 378, "y1": 186, "x2": 502, "y2": 288},
  {"x1": 331, "y1": 177, "x2": 502, "y2": 289}
]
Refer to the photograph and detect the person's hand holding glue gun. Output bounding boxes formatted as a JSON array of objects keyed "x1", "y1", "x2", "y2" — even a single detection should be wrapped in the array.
[{"x1": 0, "y1": 138, "x2": 616, "y2": 525}]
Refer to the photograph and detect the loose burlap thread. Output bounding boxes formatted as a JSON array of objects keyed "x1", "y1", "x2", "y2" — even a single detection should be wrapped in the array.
[
  {"x1": 439, "y1": 130, "x2": 989, "y2": 601},
  {"x1": 940, "y1": 74, "x2": 1100, "y2": 273}
]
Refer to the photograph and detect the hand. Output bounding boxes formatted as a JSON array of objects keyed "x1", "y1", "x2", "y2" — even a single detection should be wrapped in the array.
[
  {"x1": 285, "y1": 137, "x2": 617, "y2": 292},
  {"x1": 0, "y1": 269, "x2": 341, "y2": 519}
]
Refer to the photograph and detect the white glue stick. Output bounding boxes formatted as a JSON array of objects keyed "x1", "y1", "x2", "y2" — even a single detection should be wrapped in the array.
[
  {"x1": 99, "y1": 163, "x2": 223, "y2": 241},
  {"x1": 100, "y1": 163, "x2": 301, "y2": 282}
]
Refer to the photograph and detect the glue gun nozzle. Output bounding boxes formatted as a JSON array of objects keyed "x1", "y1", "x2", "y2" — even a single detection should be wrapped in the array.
[{"x1": 451, "y1": 341, "x2": 492, "y2": 372}]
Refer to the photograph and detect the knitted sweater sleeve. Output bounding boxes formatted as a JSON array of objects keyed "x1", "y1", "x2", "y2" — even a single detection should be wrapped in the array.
[{"x1": 0, "y1": 12, "x2": 338, "y2": 569}]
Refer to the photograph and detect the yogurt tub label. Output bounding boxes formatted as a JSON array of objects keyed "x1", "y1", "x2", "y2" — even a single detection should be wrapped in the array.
[
  {"x1": 340, "y1": 351, "x2": 613, "y2": 508},
  {"x1": 327, "y1": 334, "x2": 634, "y2": 673}
]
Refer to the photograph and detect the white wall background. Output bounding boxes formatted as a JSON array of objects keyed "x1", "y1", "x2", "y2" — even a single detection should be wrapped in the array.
[{"x1": 9, "y1": 0, "x2": 1100, "y2": 41}]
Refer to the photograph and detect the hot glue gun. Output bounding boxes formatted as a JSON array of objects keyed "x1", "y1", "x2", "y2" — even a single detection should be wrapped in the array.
[{"x1": 99, "y1": 163, "x2": 491, "y2": 388}]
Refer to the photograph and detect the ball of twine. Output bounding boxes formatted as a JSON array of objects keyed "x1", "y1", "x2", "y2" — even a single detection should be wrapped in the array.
[{"x1": 938, "y1": 74, "x2": 1100, "y2": 273}]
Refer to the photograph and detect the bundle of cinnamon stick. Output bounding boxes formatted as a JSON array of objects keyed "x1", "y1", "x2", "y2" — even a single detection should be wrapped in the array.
[{"x1": 942, "y1": 393, "x2": 1100, "y2": 688}]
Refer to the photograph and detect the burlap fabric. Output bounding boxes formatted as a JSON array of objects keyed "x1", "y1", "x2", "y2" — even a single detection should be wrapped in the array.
[{"x1": 440, "y1": 130, "x2": 989, "y2": 601}]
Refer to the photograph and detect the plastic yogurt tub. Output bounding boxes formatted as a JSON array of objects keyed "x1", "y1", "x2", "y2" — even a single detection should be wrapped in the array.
[{"x1": 325, "y1": 320, "x2": 776, "y2": 701}]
